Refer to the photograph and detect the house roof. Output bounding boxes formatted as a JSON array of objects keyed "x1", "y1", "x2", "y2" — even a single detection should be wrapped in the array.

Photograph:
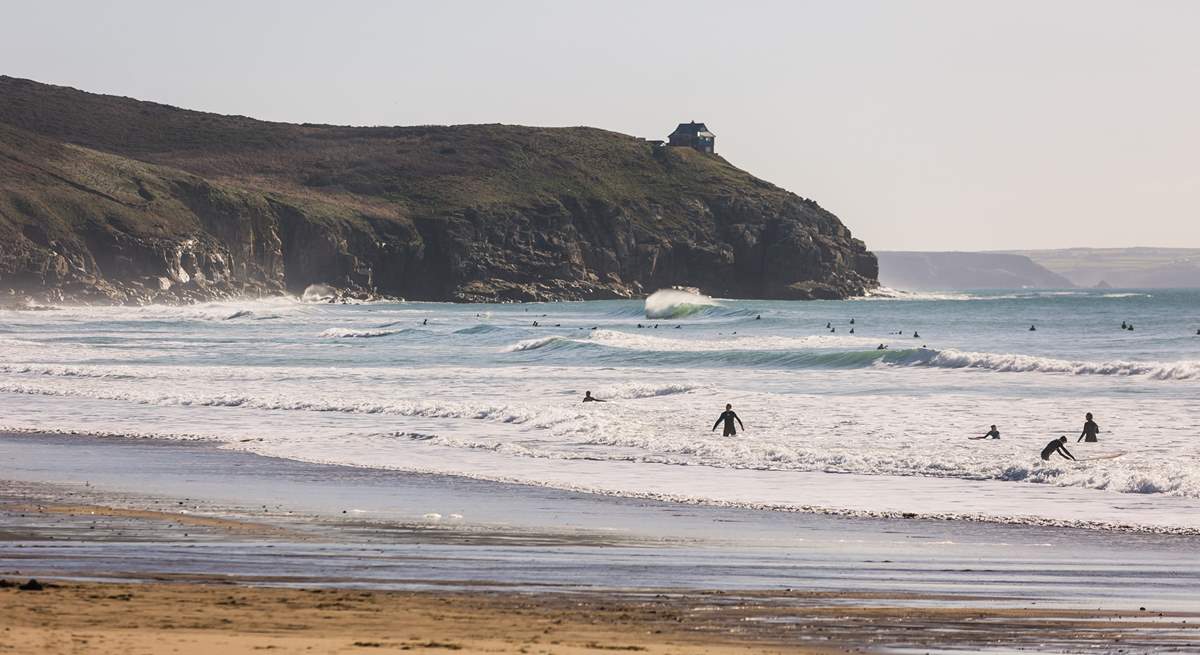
[{"x1": 670, "y1": 121, "x2": 712, "y2": 137}]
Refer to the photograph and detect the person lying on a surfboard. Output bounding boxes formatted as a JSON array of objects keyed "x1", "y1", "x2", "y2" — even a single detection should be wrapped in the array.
[
  {"x1": 1041, "y1": 436, "x2": 1076, "y2": 461},
  {"x1": 1078, "y1": 413, "x2": 1100, "y2": 442},
  {"x1": 970, "y1": 425, "x2": 1000, "y2": 440}
]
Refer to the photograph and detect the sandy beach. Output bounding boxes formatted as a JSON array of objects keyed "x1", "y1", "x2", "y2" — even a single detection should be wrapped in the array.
[
  {"x1": 4, "y1": 578, "x2": 1197, "y2": 655},
  {"x1": 3, "y1": 432, "x2": 1200, "y2": 653}
]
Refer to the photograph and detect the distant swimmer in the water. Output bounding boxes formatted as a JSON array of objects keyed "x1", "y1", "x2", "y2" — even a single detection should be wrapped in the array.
[
  {"x1": 1196, "y1": 328, "x2": 1200, "y2": 336},
  {"x1": 582, "y1": 391, "x2": 606, "y2": 403},
  {"x1": 1127, "y1": 324, "x2": 1134, "y2": 331},
  {"x1": 1029, "y1": 324, "x2": 1036, "y2": 331},
  {"x1": 1078, "y1": 412, "x2": 1100, "y2": 443},
  {"x1": 756, "y1": 314, "x2": 762, "y2": 320},
  {"x1": 532, "y1": 321, "x2": 539, "y2": 327},
  {"x1": 850, "y1": 318, "x2": 855, "y2": 325},
  {"x1": 422, "y1": 318, "x2": 428, "y2": 326},
  {"x1": 826, "y1": 322, "x2": 832, "y2": 329},
  {"x1": 1121, "y1": 321, "x2": 1128, "y2": 329},
  {"x1": 712, "y1": 404, "x2": 745, "y2": 437},
  {"x1": 1041, "y1": 436, "x2": 1076, "y2": 461},
  {"x1": 849, "y1": 328, "x2": 855, "y2": 334},
  {"x1": 971, "y1": 424, "x2": 1001, "y2": 440},
  {"x1": 637, "y1": 323, "x2": 644, "y2": 328},
  {"x1": 913, "y1": 331, "x2": 920, "y2": 338},
  {"x1": 877, "y1": 344, "x2": 888, "y2": 350},
  {"x1": 830, "y1": 327, "x2": 836, "y2": 333}
]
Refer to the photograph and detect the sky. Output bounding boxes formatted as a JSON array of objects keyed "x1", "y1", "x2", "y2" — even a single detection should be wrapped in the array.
[{"x1": 2, "y1": 0, "x2": 1198, "y2": 251}]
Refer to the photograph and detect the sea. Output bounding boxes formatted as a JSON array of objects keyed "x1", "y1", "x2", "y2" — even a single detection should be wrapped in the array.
[{"x1": 2, "y1": 288, "x2": 1199, "y2": 533}]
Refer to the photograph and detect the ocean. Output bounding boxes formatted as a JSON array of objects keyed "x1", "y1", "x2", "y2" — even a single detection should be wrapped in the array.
[{"x1": 2, "y1": 288, "x2": 1198, "y2": 533}]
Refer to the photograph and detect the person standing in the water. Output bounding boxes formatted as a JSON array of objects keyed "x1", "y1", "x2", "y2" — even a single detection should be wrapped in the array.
[
  {"x1": 712, "y1": 404, "x2": 745, "y2": 437},
  {"x1": 1078, "y1": 412, "x2": 1100, "y2": 442}
]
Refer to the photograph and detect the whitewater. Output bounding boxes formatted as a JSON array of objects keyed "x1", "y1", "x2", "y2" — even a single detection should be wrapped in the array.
[{"x1": 2, "y1": 288, "x2": 1199, "y2": 532}]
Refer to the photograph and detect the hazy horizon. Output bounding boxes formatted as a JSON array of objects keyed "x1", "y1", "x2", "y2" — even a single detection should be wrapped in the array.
[{"x1": 4, "y1": 0, "x2": 1198, "y2": 251}]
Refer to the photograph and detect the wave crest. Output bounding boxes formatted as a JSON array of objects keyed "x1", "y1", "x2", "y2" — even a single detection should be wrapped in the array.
[{"x1": 644, "y1": 289, "x2": 719, "y2": 319}]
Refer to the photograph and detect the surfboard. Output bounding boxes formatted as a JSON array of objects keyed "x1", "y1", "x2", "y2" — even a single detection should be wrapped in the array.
[{"x1": 1077, "y1": 452, "x2": 1126, "y2": 462}]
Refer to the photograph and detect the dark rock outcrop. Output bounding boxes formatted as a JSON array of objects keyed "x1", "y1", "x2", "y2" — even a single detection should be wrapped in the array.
[{"x1": 0, "y1": 76, "x2": 877, "y2": 304}]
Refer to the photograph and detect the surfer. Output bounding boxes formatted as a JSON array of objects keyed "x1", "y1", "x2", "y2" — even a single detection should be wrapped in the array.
[
  {"x1": 422, "y1": 318, "x2": 427, "y2": 326},
  {"x1": 1121, "y1": 321, "x2": 1127, "y2": 329},
  {"x1": 756, "y1": 314, "x2": 762, "y2": 320},
  {"x1": 877, "y1": 344, "x2": 887, "y2": 350},
  {"x1": 850, "y1": 318, "x2": 855, "y2": 324},
  {"x1": 913, "y1": 331, "x2": 920, "y2": 338},
  {"x1": 849, "y1": 328, "x2": 855, "y2": 334},
  {"x1": 1078, "y1": 412, "x2": 1100, "y2": 442},
  {"x1": 1029, "y1": 324, "x2": 1036, "y2": 331},
  {"x1": 582, "y1": 391, "x2": 606, "y2": 403},
  {"x1": 826, "y1": 322, "x2": 832, "y2": 329},
  {"x1": 971, "y1": 425, "x2": 1001, "y2": 440},
  {"x1": 712, "y1": 404, "x2": 745, "y2": 437},
  {"x1": 1041, "y1": 436, "x2": 1076, "y2": 461}
]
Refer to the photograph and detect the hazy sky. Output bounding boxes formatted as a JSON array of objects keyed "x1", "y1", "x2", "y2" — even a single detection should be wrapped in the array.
[{"x1": 3, "y1": 1, "x2": 1198, "y2": 250}]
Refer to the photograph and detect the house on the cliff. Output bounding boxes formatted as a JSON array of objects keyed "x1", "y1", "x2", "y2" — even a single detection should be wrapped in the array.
[{"x1": 668, "y1": 121, "x2": 715, "y2": 153}]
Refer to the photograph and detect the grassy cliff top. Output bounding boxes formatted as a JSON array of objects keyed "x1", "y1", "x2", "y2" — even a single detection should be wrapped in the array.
[{"x1": 0, "y1": 76, "x2": 838, "y2": 235}]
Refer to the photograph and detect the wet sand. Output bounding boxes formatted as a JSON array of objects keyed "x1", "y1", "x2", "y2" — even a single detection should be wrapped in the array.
[
  {"x1": 3, "y1": 578, "x2": 1198, "y2": 654},
  {"x1": 3, "y1": 432, "x2": 1200, "y2": 653}
]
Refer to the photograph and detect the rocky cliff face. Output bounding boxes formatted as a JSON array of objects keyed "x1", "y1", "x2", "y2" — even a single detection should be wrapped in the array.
[{"x1": 0, "y1": 76, "x2": 877, "y2": 305}]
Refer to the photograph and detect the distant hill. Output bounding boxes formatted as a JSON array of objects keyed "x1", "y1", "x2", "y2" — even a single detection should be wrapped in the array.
[
  {"x1": 1003, "y1": 248, "x2": 1200, "y2": 288},
  {"x1": 0, "y1": 76, "x2": 877, "y2": 304},
  {"x1": 877, "y1": 251, "x2": 1074, "y2": 290}
]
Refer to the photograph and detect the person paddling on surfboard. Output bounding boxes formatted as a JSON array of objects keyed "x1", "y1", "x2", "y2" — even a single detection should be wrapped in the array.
[
  {"x1": 970, "y1": 425, "x2": 1000, "y2": 440},
  {"x1": 712, "y1": 404, "x2": 745, "y2": 437},
  {"x1": 1041, "y1": 436, "x2": 1076, "y2": 461},
  {"x1": 1078, "y1": 412, "x2": 1100, "y2": 442}
]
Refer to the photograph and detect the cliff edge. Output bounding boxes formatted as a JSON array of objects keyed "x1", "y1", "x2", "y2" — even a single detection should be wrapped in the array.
[{"x1": 0, "y1": 76, "x2": 877, "y2": 304}]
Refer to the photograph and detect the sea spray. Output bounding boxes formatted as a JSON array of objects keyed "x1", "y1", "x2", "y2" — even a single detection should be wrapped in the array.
[
  {"x1": 302, "y1": 283, "x2": 337, "y2": 302},
  {"x1": 644, "y1": 288, "x2": 719, "y2": 319}
]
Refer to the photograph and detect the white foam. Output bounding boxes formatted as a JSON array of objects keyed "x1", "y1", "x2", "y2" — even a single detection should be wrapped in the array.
[
  {"x1": 922, "y1": 349, "x2": 1200, "y2": 380},
  {"x1": 644, "y1": 288, "x2": 719, "y2": 319},
  {"x1": 320, "y1": 327, "x2": 405, "y2": 338}
]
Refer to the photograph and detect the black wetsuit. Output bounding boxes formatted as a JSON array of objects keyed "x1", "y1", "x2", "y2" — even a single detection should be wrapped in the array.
[
  {"x1": 1041, "y1": 439, "x2": 1075, "y2": 461},
  {"x1": 583, "y1": 396, "x2": 605, "y2": 403},
  {"x1": 1080, "y1": 420, "x2": 1099, "y2": 443},
  {"x1": 713, "y1": 410, "x2": 744, "y2": 437},
  {"x1": 985, "y1": 429, "x2": 1000, "y2": 439}
]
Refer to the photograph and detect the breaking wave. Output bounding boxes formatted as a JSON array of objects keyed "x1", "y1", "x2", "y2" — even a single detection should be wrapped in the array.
[
  {"x1": 644, "y1": 289, "x2": 719, "y2": 319},
  {"x1": 920, "y1": 349, "x2": 1200, "y2": 380},
  {"x1": 320, "y1": 327, "x2": 408, "y2": 339},
  {"x1": 498, "y1": 331, "x2": 1200, "y2": 380}
]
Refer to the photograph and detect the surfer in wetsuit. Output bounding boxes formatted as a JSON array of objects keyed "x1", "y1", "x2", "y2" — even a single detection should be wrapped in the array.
[
  {"x1": 971, "y1": 425, "x2": 1000, "y2": 440},
  {"x1": 1041, "y1": 436, "x2": 1076, "y2": 461},
  {"x1": 583, "y1": 391, "x2": 606, "y2": 403},
  {"x1": 712, "y1": 404, "x2": 744, "y2": 437},
  {"x1": 1078, "y1": 413, "x2": 1100, "y2": 442}
]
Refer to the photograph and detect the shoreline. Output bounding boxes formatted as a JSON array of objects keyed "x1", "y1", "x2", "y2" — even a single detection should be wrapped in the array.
[
  {"x1": 7, "y1": 428, "x2": 1199, "y2": 537},
  {"x1": 5, "y1": 431, "x2": 1200, "y2": 652}
]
